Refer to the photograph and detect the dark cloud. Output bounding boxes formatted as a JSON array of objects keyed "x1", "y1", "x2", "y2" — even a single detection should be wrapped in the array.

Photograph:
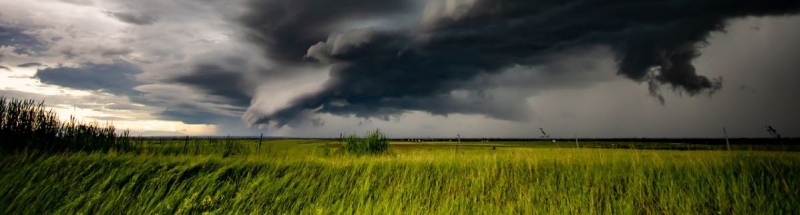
[
  {"x1": 137, "y1": 55, "x2": 257, "y2": 124},
  {"x1": 0, "y1": 25, "x2": 47, "y2": 55},
  {"x1": 34, "y1": 59, "x2": 143, "y2": 95},
  {"x1": 17, "y1": 62, "x2": 42, "y2": 68},
  {"x1": 106, "y1": 11, "x2": 158, "y2": 25},
  {"x1": 239, "y1": 0, "x2": 800, "y2": 127},
  {"x1": 167, "y1": 60, "x2": 253, "y2": 108},
  {"x1": 0, "y1": 65, "x2": 9, "y2": 71},
  {"x1": 238, "y1": 0, "x2": 415, "y2": 64}
]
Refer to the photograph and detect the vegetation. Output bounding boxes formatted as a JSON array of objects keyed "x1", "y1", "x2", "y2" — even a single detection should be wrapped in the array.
[
  {"x1": 342, "y1": 129, "x2": 390, "y2": 155},
  {"x1": 0, "y1": 97, "x2": 132, "y2": 153},
  {"x1": 1, "y1": 146, "x2": 798, "y2": 214},
  {"x1": 1, "y1": 96, "x2": 799, "y2": 214}
]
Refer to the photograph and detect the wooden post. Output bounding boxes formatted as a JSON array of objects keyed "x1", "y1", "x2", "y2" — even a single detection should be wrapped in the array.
[
  {"x1": 258, "y1": 133, "x2": 263, "y2": 153},
  {"x1": 183, "y1": 135, "x2": 188, "y2": 154},
  {"x1": 574, "y1": 133, "x2": 579, "y2": 148},
  {"x1": 723, "y1": 127, "x2": 730, "y2": 151},
  {"x1": 226, "y1": 135, "x2": 231, "y2": 154}
]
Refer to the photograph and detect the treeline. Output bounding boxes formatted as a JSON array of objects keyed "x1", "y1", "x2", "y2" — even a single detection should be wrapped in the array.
[{"x1": 0, "y1": 97, "x2": 133, "y2": 153}]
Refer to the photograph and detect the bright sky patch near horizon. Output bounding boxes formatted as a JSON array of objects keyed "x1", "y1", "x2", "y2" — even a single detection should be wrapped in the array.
[{"x1": 1, "y1": 0, "x2": 799, "y2": 138}]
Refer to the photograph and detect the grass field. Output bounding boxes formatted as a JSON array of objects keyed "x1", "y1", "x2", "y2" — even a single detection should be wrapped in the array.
[{"x1": 1, "y1": 139, "x2": 799, "y2": 214}]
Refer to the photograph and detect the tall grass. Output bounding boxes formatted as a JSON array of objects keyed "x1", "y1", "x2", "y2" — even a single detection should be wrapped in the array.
[
  {"x1": 0, "y1": 148, "x2": 797, "y2": 214},
  {"x1": 0, "y1": 96, "x2": 133, "y2": 153},
  {"x1": 343, "y1": 129, "x2": 390, "y2": 155}
]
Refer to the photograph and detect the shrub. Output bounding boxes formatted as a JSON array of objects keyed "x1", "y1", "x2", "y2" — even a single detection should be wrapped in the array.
[{"x1": 342, "y1": 129, "x2": 389, "y2": 155}]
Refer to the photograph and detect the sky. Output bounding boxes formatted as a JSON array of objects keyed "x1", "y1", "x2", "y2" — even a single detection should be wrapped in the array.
[{"x1": 0, "y1": 0, "x2": 799, "y2": 138}]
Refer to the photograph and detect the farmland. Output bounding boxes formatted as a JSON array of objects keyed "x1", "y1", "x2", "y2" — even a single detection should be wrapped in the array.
[{"x1": 1, "y1": 139, "x2": 799, "y2": 214}]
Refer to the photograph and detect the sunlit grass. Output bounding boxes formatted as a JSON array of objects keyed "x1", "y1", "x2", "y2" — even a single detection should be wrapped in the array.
[{"x1": 1, "y1": 141, "x2": 798, "y2": 214}]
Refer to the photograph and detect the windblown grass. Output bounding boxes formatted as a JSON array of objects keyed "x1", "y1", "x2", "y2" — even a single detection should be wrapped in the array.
[{"x1": 1, "y1": 145, "x2": 797, "y2": 214}]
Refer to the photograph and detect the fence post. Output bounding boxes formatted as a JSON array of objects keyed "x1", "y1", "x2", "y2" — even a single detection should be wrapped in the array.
[
  {"x1": 456, "y1": 134, "x2": 461, "y2": 155},
  {"x1": 183, "y1": 135, "x2": 188, "y2": 154},
  {"x1": 575, "y1": 133, "x2": 579, "y2": 148}
]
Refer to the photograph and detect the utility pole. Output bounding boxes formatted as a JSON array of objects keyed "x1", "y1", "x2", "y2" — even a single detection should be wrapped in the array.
[{"x1": 723, "y1": 127, "x2": 730, "y2": 151}]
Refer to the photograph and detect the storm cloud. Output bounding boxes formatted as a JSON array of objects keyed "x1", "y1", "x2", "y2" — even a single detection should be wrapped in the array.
[
  {"x1": 238, "y1": 0, "x2": 417, "y2": 64},
  {"x1": 238, "y1": 0, "x2": 800, "y2": 127},
  {"x1": 34, "y1": 59, "x2": 143, "y2": 95},
  {"x1": 168, "y1": 62, "x2": 253, "y2": 108}
]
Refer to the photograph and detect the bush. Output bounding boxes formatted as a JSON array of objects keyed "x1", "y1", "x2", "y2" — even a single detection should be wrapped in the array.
[{"x1": 342, "y1": 129, "x2": 389, "y2": 155}]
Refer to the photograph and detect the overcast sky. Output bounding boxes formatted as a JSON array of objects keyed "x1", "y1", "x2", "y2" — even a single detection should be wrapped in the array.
[{"x1": 1, "y1": 0, "x2": 799, "y2": 138}]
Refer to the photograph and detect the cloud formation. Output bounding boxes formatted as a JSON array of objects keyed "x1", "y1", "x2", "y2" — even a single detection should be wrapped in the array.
[
  {"x1": 0, "y1": 25, "x2": 47, "y2": 56},
  {"x1": 106, "y1": 11, "x2": 158, "y2": 25},
  {"x1": 16, "y1": 62, "x2": 42, "y2": 68},
  {"x1": 168, "y1": 61, "x2": 253, "y2": 108},
  {"x1": 240, "y1": 0, "x2": 800, "y2": 127},
  {"x1": 34, "y1": 59, "x2": 143, "y2": 95},
  {"x1": 238, "y1": 0, "x2": 416, "y2": 64}
]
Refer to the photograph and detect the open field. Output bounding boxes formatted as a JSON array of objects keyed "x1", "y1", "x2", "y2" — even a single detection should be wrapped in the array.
[{"x1": 2, "y1": 140, "x2": 799, "y2": 214}]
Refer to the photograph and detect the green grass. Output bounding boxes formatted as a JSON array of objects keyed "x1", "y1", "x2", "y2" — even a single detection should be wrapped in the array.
[{"x1": 1, "y1": 141, "x2": 798, "y2": 214}]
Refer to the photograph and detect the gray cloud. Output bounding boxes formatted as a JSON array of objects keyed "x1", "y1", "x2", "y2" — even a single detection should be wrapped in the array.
[
  {"x1": 0, "y1": 25, "x2": 48, "y2": 56},
  {"x1": 98, "y1": 46, "x2": 133, "y2": 57},
  {"x1": 58, "y1": 0, "x2": 93, "y2": 6},
  {"x1": 106, "y1": 11, "x2": 158, "y2": 25},
  {"x1": 158, "y1": 107, "x2": 241, "y2": 125},
  {"x1": 17, "y1": 62, "x2": 42, "y2": 68},
  {"x1": 34, "y1": 59, "x2": 143, "y2": 95},
  {"x1": 242, "y1": 0, "x2": 800, "y2": 127},
  {"x1": 167, "y1": 62, "x2": 253, "y2": 108},
  {"x1": 132, "y1": 83, "x2": 248, "y2": 125},
  {"x1": 0, "y1": 89, "x2": 152, "y2": 114},
  {"x1": 0, "y1": 65, "x2": 9, "y2": 71}
]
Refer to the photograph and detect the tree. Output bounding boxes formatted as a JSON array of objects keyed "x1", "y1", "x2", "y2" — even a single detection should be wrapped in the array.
[
  {"x1": 539, "y1": 128, "x2": 550, "y2": 139},
  {"x1": 765, "y1": 125, "x2": 783, "y2": 145},
  {"x1": 765, "y1": 126, "x2": 781, "y2": 139}
]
